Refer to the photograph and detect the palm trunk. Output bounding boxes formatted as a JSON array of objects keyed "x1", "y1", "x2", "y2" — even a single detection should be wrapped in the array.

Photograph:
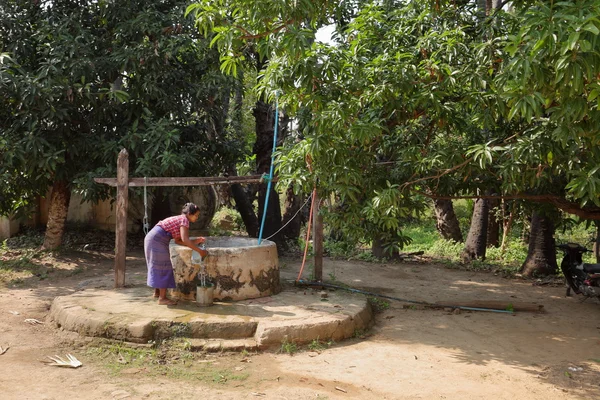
[
  {"x1": 500, "y1": 200, "x2": 516, "y2": 256},
  {"x1": 433, "y1": 199, "x2": 463, "y2": 243},
  {"x1": 281, "y1": 185, "x2": 304, "y2": 241},
  {"x1": 487, "y1": 198, "x2": 500, "y2": 248},
  {"x1": 42, "y1": 180, "x2": 71, "y2": 250},
  {"x1": 594, "y1": 221, "x2": 600, "y2": 263},
  {"x1": 520, "y1": 211, "x2": 557, "y2": 277},
  {"x1": 461, "y1": 198, "x2": 489, "y2": 262}
]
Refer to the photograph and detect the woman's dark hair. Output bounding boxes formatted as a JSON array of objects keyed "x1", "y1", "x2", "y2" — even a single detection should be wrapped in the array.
[{"x1": 182, "y1": 202, "x2": 200, "y2": 215}]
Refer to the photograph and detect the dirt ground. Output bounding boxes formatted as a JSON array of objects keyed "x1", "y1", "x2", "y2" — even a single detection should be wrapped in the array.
[{"x1": 1, "y1": 246, "x2": 600, "y2": 400}]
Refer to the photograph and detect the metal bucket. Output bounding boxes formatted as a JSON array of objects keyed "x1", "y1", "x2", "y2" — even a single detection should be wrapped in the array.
[{"x1": 196, "y1": 285, "x2": 214, "y2": 306}]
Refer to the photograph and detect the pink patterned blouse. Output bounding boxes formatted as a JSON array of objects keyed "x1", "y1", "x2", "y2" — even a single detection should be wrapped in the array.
[{"x1": 157, "y1": 215, "x2": 189, "y2": 240}]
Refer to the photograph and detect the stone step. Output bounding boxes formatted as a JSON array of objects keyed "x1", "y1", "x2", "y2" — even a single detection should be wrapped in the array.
[{"x1": 188, "y1": 338, "x2": 259, "y2": 352}]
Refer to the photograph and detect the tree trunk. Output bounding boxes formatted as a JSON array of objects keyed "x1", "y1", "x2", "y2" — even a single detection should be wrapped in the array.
[
  {"x1": 371, "y1": 236, "x2": 386, "y2": 259},
  {"x1": 521, "y1": 216, "x2": 531, "y2": 245},
  {"x1": 500, "y1": 200, "x2": 516, "y2": 256},
  {"x1": 594, "y1": 221, "x2": 600, "y2": 263},
  {"x1": 487, "y1": 198, "x2": 500, "y2": 248},
  {"x1": 433, "y1": 199, "x2": 463, "y2": 243},
  {"x1": 253, "y1": 99, "x2": 283, "y2": 244},
  {"x1": 281, "y1": 184, "x2": 304, "y2": 241},
  {"x1": 42, "y1": 180, "x2": 71, "y2": 250},
  {"x1": 231, "y1": 181, "x2": 259, "y2": 237},
  {"x1": 461, "y1": 198, "x2": 489, "y2": 262},
  {"x1": 520, "y1": 212, "x2": 557, "y2": 277}
]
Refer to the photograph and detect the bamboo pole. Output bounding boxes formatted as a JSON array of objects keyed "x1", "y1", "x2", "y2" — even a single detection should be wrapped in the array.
[{"x1": 313, "y1": 190, "x2": 323, "y2": 281}]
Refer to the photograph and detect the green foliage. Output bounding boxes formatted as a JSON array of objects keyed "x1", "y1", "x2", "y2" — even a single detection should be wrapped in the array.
[
  {"x1": 279, "y1": 337, "x2": 298, "y2": 355},
  {"x1": 211, "y1": 207, "x2": 244, "y2": 230},
  {"x1": 0, "y1": 0, "x2": 245, "y2": 220},
  {"x1": 367, "y1": 297, "x2": 390, "y2": 313},
  {"x1": 188, "y1": 0, "x2": 600, "y2": 246},
  {"x1": 307, "y1": 336, "x2": 334, "y2": 352},
  {"x1": 86, "y1": 341, "x2": 249, "y2": 383}
]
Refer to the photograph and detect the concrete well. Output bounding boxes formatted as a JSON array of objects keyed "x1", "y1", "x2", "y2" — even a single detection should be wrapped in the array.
[{"x1": 169, "y1": 236, "x2": 280, "y2": 302}]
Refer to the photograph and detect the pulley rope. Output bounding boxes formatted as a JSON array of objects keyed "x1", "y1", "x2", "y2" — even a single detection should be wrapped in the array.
[{"x1": 263, "y1": 192, "x2": 312, "y2": 241}]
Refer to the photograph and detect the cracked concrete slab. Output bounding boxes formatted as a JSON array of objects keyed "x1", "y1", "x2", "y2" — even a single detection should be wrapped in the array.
[{"x1": 48, "y1": 285, "x2": 373, "y2": 349}]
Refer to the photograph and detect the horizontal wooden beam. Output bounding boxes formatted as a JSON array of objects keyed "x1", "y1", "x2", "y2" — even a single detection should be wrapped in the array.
[{"x1": 94, "y1": 175, "x2": 276, "y2": 187}]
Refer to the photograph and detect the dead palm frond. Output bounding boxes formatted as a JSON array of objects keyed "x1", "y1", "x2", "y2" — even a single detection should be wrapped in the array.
[
  {"x1": 0, "y1": 346, "x2": 8, "y2": 355},
  {"x1": 43, "y1": 354, "x2": 82, "y2": 368}
]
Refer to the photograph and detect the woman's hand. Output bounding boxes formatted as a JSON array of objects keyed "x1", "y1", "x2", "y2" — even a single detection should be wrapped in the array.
[{"x1": 194, "y1": 237, "x2": 206, "y2": 245}]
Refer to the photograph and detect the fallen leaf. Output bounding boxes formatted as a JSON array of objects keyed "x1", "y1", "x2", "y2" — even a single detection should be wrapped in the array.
[
  {"x1": 240, "y1": 358, "x2": 252, "y2": 363},
  {"x1": 43, "y1": 354, "x2": 82, "y2": 368},
  {"x1": 0, "y1": 346, "x2": 8, "y2": 355},
  {"x1": 251, "y1": 392, "x2": 266, "y2": 396},
  {"x1": 110, "y1": 389, "x2": 131, "y2": 399},
  {"x1": 8, "y1": 311, "x2": 19, "y2": 315},
  {"x1": 117, "y1": 354, "x2": 128, "y2": 364},
  {"x1": 24, "y1": 318, "x2": 44, "y2": 325},
  {"x1": 234, "y1": 366, "x2": 244, "y2": 371},
  {"x1": 335, "y1": 386, "x2": 347, "y2": 393}
]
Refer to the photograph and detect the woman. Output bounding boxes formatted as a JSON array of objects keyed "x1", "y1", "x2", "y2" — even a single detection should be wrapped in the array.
[{"x1": 144, "y1": 202, "x2": 208, "y2": 305}]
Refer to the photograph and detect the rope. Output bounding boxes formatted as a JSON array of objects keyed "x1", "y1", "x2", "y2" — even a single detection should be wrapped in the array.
[
  {"x1": 258, "y1": 92, "x2": 280, "y2": 244},
  {"x1": 263, "y1": 192, "x2": 312, "y2": 241},
  {"x1": 142, "y1": 177, "x2": 149, "y2": 235}
]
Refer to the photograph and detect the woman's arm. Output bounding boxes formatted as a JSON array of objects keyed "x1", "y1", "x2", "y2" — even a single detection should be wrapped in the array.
[{"x1": 175, "y1": 226, "x2": 208, "y2": 257}]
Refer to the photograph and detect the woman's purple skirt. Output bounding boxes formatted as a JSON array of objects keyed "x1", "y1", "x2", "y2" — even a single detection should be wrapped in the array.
[{"x1": 144, "y1": 225, "x2": 176, "y2": 289}]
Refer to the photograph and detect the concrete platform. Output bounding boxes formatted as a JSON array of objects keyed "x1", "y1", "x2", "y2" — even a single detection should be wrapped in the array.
[{"x1": 48, "y1": 285, "x2": 373, "y2": 350}]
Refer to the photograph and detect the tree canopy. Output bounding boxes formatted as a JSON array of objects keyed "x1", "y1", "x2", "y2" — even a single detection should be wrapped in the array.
[
  {"x1": 0, "y1": 0, "x2": 243, "y2": 243},
  {"x1": 187, "y1": 0, "x2": 600, "y2": 240}
]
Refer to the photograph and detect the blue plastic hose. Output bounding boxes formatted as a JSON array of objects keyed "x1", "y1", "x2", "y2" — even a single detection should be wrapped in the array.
[{"x1": 258, "y1": 93, "x2": 279, "y2": 245}]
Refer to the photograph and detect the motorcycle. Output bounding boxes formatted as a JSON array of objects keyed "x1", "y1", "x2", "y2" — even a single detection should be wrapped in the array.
[{"x1": 556, "y1": 243, "x2": 600, "y2": 300}]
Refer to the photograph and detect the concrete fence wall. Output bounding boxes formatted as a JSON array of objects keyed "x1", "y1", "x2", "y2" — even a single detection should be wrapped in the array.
[
  {"x1": 0, "y1": 186, "x2": 217, "y2": 241},
  {"x1": 0, "y1": 194, "x2": 144, "y2": 241}
]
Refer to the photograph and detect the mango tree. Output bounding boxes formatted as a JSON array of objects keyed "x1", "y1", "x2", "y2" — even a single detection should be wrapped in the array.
[
  {"x1": 188, "y1": 0, "x2": 600, "y2": 269},
  {"x1": 0, "y1": 0, "x2": 240, "y2": 249}
]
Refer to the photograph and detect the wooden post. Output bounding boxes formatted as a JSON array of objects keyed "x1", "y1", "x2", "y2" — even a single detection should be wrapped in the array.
[
  {"x1": 313, "y1": 190, "x2": 323, "y2": 281},
  {"x1": 115, "y1": 149, "x2": 129, "y2": 288}
]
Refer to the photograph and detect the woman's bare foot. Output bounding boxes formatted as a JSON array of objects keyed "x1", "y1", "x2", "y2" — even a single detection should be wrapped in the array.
[
  {"x1": 158, "y1": 298, "x2": 177, "y2": 306},
  {"x1": 153, "y1": 288, "x2": 160, "y2": 298}
]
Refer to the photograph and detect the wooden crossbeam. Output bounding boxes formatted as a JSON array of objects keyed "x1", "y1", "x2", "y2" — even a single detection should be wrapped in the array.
[{"x1": 94, "y1": 175, "x2": 274, "y2": 187}]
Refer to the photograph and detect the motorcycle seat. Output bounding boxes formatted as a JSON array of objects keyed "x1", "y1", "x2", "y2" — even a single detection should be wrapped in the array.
[{"x1": 583, "y1": 263, "x2": 600, "y2": 273}]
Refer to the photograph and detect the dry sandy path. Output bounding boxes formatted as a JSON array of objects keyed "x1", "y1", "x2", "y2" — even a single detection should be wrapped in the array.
[{"x1": 1, "y1": 250, "x2": 599, "y2": 399}]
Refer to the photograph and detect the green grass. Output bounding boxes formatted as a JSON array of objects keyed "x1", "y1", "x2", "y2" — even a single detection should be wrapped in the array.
[
  {"x1": 0, "y1": 246, "x2": 51, "y2": 285},
  {"x1": 279, "y1": 338, "x2": 298, "y2": 355},
  {"x1": 85, "y1": 341, "x2": 249, "y2": 384},
  {"x1": 307, "y1": 337, "x2": 334, "y2": 351},
  {"x1": 367, "y1": 296, "x2": 390, "y2": 313}
]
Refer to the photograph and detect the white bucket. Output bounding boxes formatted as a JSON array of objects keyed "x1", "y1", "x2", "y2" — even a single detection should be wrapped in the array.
[{"x1": 196, "y1": 285, "x2": 214, "y2": 306}]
